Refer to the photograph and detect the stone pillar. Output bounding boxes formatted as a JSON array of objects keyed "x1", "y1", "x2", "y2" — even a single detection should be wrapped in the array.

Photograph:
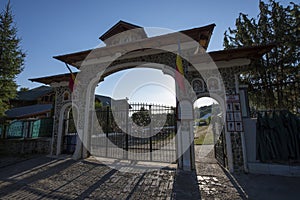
[
  {"x1": 230, "y1": 132, "x2": 244, "y2": 172},
  {"x1": 50, "y1": 82, "x2": 72, "y2": 156},
  {"x1": 176, "y1": 100, "x2": 195, "y2": 171},
  {"x1": 225, "y1": 93, "x2": 245, "y2": 172}
]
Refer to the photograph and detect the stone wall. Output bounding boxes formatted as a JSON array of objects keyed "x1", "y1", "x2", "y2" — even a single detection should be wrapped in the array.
[
  {"x1": 230, "y1": 132, "x2": 244, "y2": 172},
  {"x1": 0, "y1": 138, "x2": 51, "y2": 155}
]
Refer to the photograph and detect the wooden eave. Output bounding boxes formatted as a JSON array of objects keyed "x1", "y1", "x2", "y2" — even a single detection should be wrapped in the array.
[{"x1": 29, "y1": 72, "x2": 78, "y2": 85}]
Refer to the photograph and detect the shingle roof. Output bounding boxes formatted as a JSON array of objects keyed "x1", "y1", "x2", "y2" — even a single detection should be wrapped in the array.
[
  {"x1": 16, "y1": 86, "x2": 53, "y2": 101},
  {"x1": 5, "y1": 104, "x2": 52, "y2": 119}
]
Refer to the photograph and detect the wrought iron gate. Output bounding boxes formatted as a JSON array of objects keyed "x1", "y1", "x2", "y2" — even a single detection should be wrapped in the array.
[
  {"x1": 91, "y1": 103, "x2": 176, "y2": 163},
  {"x1": 214, "y1": 128, "x2": 227, "y2": 167},
  {"x1": 213, "y1": 116, "x2": 228, "y2": 168}
]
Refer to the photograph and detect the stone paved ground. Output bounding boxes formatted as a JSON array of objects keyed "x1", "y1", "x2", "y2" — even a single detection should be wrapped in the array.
[
  {"x1": 195, "y1": 145, "x2": 244, "y2": 200},
  {"x1": 0, "y1": 156, "x2": 177, "y2": 199},
  {"x1": 195, "y1": 145, "x2": 300, "y2": 200},
  {"x1": 0, "y1": 147, "x2": 240, "y2": 200},
  {"x1": 2, "y1": 147, "x2": 300, "y2": 199},
  {"x1": 0, "y1": 155, "x2": 37, "y2": 168}
]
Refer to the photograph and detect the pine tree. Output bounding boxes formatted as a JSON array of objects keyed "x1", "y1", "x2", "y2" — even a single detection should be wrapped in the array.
[
  {"x1": 0, "y1": 1, "x2": 25, "y2": 117},
  {"x1": 224, "y1": 0, "x2": 299, "y2": 113}
]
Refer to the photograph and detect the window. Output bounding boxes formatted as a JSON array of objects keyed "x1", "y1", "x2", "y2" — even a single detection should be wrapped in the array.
[{"x1": 63, "y1": 91, "x2": 70, "y2": 101}]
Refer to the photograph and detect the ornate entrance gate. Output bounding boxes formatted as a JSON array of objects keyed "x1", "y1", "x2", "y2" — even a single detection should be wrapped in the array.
[
  {"x1": 29, "y1": 21, "x2": 272, "y2": 172},
  {"x1": 91, "y1": 103, "x2": 176, "y2": 163}
]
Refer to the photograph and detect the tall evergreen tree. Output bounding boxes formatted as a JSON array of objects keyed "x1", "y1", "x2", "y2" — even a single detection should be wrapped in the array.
[
  {"x1": 224, "y1": 0, "x2": 299, "y2": 113},
  {"x1": 0, "y1": 1, "x2": 25, "y2": 117}
]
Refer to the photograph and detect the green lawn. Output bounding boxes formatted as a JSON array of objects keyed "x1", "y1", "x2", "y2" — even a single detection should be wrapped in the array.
[{"x1": 194, "y1": 125, "x2": 214, "y2": 145}]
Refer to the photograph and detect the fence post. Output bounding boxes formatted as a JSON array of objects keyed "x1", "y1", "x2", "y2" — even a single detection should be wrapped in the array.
[
  {"x1": 3, "y1": 122, "x2": 8, "y2": 139},
  {"x1": 28, "y1": 120, "x2": 33, "y2": 138},
  {"x1": 125, "y1": 103, "x2": 129, "y2": 159},
  {"x1": 22, "y1": 121, "x2": 26, "y2": 138},
  {"x1": 149, "y1": 105, "x2": 153, "y2": 161}
]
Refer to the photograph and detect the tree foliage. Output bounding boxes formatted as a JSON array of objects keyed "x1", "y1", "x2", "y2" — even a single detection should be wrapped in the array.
[
  {"x1": 224, "y1": 0, "x2": 299, "y2": 113},
  {"x1": 0, "y1": 2, "x2": 25, "y2": 117},
  {"x1": 131, "y1": 107, "x2": 151, "y2": 127},
  {"x1": 19, "y1": 87, "x2": 29, "y2": 92}
]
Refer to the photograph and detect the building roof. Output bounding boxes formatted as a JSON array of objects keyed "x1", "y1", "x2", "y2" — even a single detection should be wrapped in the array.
[
  {"x1": 5, "y1": 104, "x2": 52, "y2": 119},
  {"x1": 15, "y1": 86, "x2": 53, "y2": 101},
  {"x1": 7, "y1": 94, "x2": 115, "y2": 119}
]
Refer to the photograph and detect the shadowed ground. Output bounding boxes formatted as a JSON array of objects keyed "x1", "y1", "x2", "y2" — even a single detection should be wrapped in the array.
[
  {"x1": 195, "y1": 145, "x2": 300, "y2": 200},
  {"x1": 1, "y1": 146, "x2": 300, "y2": 199},
  {"x1": 0, "y1": 155, "x2": 178, "y2": 199}
]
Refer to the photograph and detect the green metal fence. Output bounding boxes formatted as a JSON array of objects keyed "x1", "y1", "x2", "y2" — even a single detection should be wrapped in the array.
[
  {"x1": 4, "y1": 118, "x2": 53, "y2": 139},
  {"x1": 31, "y1": 118, "x2": 53, "y2": 138}
]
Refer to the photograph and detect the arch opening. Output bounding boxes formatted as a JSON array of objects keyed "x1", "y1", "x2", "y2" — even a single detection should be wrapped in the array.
[
  {"x1": 193, "y1": 96, "x2": 228, "y2": 169},
  {"x1": 90, "y1": 66, "x2": 178, "y2": 166}
]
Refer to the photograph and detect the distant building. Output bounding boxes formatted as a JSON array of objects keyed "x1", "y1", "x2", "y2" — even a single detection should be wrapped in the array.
[{"x1": 5, "y1": 85, "x2": 114, "y2": 120}]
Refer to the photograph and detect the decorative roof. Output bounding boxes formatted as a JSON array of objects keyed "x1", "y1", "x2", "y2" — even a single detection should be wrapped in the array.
[
  {"x1": 31, "y1": 21, "x2": 274, "y2": 86},
  {"x1": 53, "y1": 22, "x2": 215, "y2": 67},
  {"x1": 5, "y1": 104, "x2": 52, "y2": 119},
  {"x1": 99, "y1": 20, "x2": 147, "y2": 44},
  {"x1": 208, "y1": 45, "x2": 275, "y2": 61},
  {"x1": 32, "y1": 45, "x2": 273, "y2": 85},
  {"x1": 190, "y1": 44, "x2": 275, "y2": 63}
]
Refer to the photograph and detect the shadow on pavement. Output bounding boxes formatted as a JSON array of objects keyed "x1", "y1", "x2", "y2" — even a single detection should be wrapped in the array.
[
  {"x1": 0, "y1": 155, "x2": 177, "y2": 199},
  {"x1": 172, "y1": 169, "x2": 202, "y2": 200}
]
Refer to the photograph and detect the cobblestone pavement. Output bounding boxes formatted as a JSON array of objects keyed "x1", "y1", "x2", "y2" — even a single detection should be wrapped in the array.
[
  {"x1": 2, "y1": 146, "x2": 300, "y2": 199},
  {"x1": 0, "y1": 156, "x2": 178, "y2": 199},
  {"x1": 195, "y1": 145, "x2": 300, "y2": 200},
  {"x1": 0, "y1": 147, "x2": 237, "y2": 200},
  {"x1": 0, "y1": 148, "x2": 253, "y2": 200},
  {"x1": 195, "y1": 145, "x2": 244, "y2": 200}
]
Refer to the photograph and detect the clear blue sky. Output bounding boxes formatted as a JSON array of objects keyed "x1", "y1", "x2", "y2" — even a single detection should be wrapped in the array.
[{"x1": 0, "y1": 0, "x2": 292, "y2": 105}]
